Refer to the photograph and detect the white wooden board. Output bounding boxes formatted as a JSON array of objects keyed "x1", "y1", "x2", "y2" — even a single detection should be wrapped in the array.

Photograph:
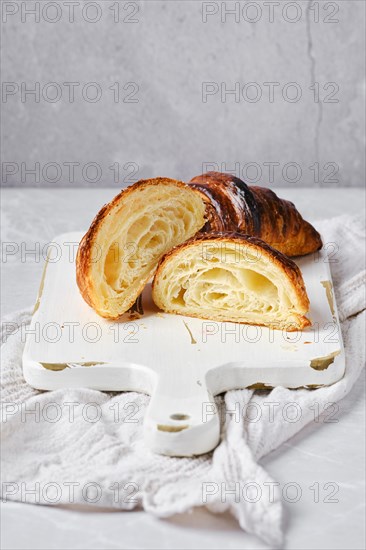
[{"x1": 23, "y1": 232, "x2": 345, "y2": 457}]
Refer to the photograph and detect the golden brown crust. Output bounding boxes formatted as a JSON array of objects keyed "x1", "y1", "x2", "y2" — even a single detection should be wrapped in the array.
[
  {"x1": 153, "y1": 231, "x2": 311, "y2": 330},
  {"x1": 189, "y1": 172, "x2": 322, "y2": 257},
  {"x1": 76, "y1": 177, "x2": 205, "y2": 318}
]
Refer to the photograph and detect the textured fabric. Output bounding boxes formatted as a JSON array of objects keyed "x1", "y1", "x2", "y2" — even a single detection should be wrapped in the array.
[{"x1": 1, "y1": 214, "x2": 365, "y2": 547}]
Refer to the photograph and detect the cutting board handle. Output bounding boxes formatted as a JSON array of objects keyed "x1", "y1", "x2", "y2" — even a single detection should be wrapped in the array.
[{"x1": 143, "y1": 368, "x2": 220, "y2": 457}]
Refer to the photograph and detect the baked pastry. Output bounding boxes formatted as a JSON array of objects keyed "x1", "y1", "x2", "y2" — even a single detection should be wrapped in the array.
[
  {"x1": 76, "y1": 178, "x2": 206, "y2": 319},
  {"x1": 189, "y1": 172, "x2": 322, "y2": 257},
  {"x1": 152, "y1": 233, "x2": 311, "y2": 330}
]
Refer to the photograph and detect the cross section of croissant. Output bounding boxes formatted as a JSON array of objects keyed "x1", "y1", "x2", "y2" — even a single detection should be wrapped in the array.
[
  {"x1": 76, "y1": 178, "x2": 206, "y2": 319},
  {"x1": 152, "y1": 233, "x2": 311, "y2": 331},
  {"x1": 189, "y1": 172, "x2": 322, "y2": 257}
]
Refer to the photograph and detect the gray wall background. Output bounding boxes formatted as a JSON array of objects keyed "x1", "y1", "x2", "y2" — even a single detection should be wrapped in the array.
[{"x1": 2, "y1": 0, "x2": 365, "y2": 188}]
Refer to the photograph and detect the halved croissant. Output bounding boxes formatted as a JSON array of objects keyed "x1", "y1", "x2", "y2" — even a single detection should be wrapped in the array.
[
  {"x1": 76, "y1": 178, "x2": 206, "y2": 319},
  {"x1": 189, "y1": 172, "x2": 322, "y2": 257},
  {"x1": 152, "y1": 233, "x2": 311, "y2": 331}
]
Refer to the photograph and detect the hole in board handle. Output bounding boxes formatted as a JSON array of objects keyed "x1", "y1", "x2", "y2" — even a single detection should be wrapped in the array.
[{"x1": 170, "y1": 413, "x2": 190, "y2": 421}]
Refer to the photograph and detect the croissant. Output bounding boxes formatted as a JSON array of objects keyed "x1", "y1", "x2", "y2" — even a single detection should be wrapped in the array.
[
  {"x1": 76, "y1": 178, "x2": 206, "y2": 319},
  {"x1": 189, "y1": 172, "x2": 322, "y2": 257},
  {"x1": 152, "y1": 233, "x2": 311, "y2": 331}
]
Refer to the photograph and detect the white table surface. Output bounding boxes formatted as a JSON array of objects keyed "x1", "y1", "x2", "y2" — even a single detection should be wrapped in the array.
[{"x1": 1, "y1": 187, "x2": 365, "y2": 550}]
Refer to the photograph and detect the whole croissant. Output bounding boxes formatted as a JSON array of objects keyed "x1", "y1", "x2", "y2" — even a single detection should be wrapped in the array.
[{"x1": 189, "y1": 172, "x2": 322, "y2": 257}]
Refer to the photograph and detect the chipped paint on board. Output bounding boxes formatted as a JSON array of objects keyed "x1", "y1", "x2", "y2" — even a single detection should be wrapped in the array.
[
  {"x1": 321, "y1": 280, "x2": 335, "y2": 316},
  {"x1": 310, "y1": 350, "x2": 340, "y2": 371},
  {"x1": 183, "y1": 321, "x2": 197, "y2": 344}
]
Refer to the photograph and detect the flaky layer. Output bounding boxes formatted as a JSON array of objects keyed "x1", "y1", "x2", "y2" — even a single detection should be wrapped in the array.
[
  {"x1": 152, "y1": 233, "x2": 311, "y2": 331},
  {"x1": 76, "y1": 178, "x2": 206, "y2": 319}
]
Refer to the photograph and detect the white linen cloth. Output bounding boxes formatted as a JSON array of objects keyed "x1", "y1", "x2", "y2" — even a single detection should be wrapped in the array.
[{"x1": 1, "y1": 214, "x2": 365, "y2": 547}]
